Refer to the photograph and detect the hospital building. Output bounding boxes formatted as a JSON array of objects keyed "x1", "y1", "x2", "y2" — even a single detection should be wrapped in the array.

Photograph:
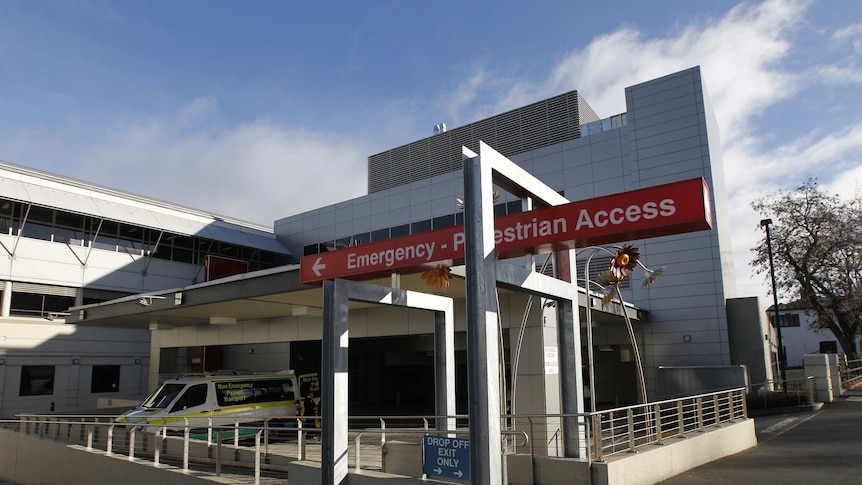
[{"x1": 0, "y1": 66, "x2": 776, "y2": 419}]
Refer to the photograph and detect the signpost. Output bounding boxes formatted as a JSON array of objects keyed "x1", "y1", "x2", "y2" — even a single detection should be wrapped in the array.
[
  {"x1": 423, "y1": 435, "x2": 470, "y2": 481},
  {"x1": 300, "y1": 177, "x2": 712, "y2": 284}
]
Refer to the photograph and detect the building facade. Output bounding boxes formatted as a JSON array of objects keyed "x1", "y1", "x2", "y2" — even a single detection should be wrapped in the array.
[
  {"x1": 276, "y1": 66, "x2": 745, "y2": 400},
  {"x1": 0, "y1": 161, "x2": 291, "y2": 417},
  {"x1": 9, "y1": 66, "x2": 778, "y2": 423}
]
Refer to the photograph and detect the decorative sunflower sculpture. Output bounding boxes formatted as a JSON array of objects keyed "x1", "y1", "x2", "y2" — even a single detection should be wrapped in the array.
[
  {"x1": 421, "y1": 265, "x2": 452, "y2": 290},
  {"x1": 596, "y1": 243, "x2": 665, "y2": 308},
  {"x1": 611, "y1": 243, "x2": 640, "y2": 279}
]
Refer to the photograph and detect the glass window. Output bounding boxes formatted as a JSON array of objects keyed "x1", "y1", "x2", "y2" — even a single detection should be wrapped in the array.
[
  {"x1": 20, "y1": 365, "x2": 55, "y2": 396},
  {"x1": 170, "y1": 383, "x2": 208, "y2": 412},
  {"x1": 432, "y1": 214, "x2": 455, "y2": 230},
  {"x1": 506, "y1": 200, "x2": 523, "y2": 214},
  {"x1": 92, "y1": 220, "x2": 119, "y2": 251},
  {"x1": 370, "y1": 228, "x2": 390, "y2": 242},
  {"x1": 219, "y1": 243, "x2": 239, "y2": 258},
  {"x1": 390, "y1": 224, "x2": 410, "y2": 238},
  {"x1": 455, "y1": 212, "x2": 464, "y2": 225},
  {"x1": 143, "y1": 383, "x2": 186, "y2": 409},
  {"x1": 173, "y1": 235, "x2": 194, "y2": 249},
  {"x1": 303, "y1": 244, "x2": 320, "y2": 256},
  {"x1": 91, "y1": 365, "x2": 121, "y2": 393},
  {"x1": 411, "y1": 219, "x2": 431, "y2": 234},
  {"x1": 173, "y1": 247, "x2": 194, "y2": 263},
  {"x1": 352, "y1": 233, "x2": 371, "y2": 245},
  {"x1": 0, "y1": 199, "x2": 13, "y2": 234},
  {"x1": 494, "y1": 203, "x2": 507, "y2": 217}
]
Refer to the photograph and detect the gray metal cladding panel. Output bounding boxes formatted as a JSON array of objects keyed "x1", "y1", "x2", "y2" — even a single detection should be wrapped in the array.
[
  {"x1": 591, "y1": 157, "x2": 624, "y2": 181},
  {"x1": 448, "y1": 125, "x2": 473, "y2": 167},
  {"x1": 429, "y1": 134, "x2": 451, "y2": 172},
  {"x1": 532, "y1": 152, "x2": 565, "y2": 175},
  {"x1": 588, "y1": 138, "x2": 624, "y2": 162},
  {"x1": 629, "y1": 68, "x2": 698, "y2": 98},
  {"x1": 635, "y1": 135, "x2": 703, "y2": 161},
  {"x1": 335, "y1": 205, "x2": 353, "y2": 224},
  {"x1": 631, "y1": 113, "x2": 703, "y2": 140},
  {"x1": 576, "y1": 91, "x2": 599, "y2": 124},
  {"x1": 472, "y1": 118, "x2": 497, "y2": 150},
  {"x1": 547, "y1": 94, "x2": 572, "y2": 145},
  {"x1": 409, "y1": 139, "x2": 432, "y2": 180},
  {"x1": 631, "y1": 85, "x2": 698, "y2": 112},
  {"x1": 495, "y1": 110, "x2": 522, "y2": 154},
  {"x1": 521, "y1": 103, "x2": 551, "y2": 152},
  {"x1": 639, "y1": 163, "x2": 706, "y2": 183},
  {"x1": 562, "y1": 144, "x2": 594, "y2": 168},
  {"x1": 352, "y1": 201, "x2": 370, "y2": 218},
  {"x1": 351, "y1": 216, "x2": 370, "y2": 235},
  {"x1": 635, "y1": 125, "x2": 704, "y2": 152},
  {"x1": 634, "y1": 146, "x2": 704, "y2": 169},
  {"x1": 630, "y1": 99, "x2": 700, "y2": 124}
]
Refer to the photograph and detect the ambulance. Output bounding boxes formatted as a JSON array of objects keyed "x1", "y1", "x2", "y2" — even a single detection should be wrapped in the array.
[{"x1": 117, "y1": 371, "x2": 301, "y2": 431}]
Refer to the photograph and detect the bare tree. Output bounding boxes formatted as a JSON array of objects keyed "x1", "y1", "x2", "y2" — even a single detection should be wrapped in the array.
[{"x1": 751, "y1": 179, "x2": 862, "y2": 357}]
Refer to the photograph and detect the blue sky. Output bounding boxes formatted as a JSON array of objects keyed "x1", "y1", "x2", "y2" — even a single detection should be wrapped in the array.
[{"x1": 1, "y1": 0, "x2": 861, "y2": 301}]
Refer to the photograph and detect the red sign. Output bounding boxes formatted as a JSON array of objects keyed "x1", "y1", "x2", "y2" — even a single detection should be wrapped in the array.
[{"x1": 300, "y1": 178, "x2": 712, "y2": 284}]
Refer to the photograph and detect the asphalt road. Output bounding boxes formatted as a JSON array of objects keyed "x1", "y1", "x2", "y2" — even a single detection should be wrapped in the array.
[{"x1": 659, "y1": 390, "x2": 862, "y2": 484}]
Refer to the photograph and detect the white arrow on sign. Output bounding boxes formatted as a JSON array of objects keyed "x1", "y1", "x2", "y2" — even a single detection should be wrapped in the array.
[
  {"x1": 454, "y1": 470, "x2": 463, "y2": 478},
  {"x1": 312, "y1": 257, "x2": 327, "y2": 277},
  {"x1": 433, "y1": 467, "x2": 442, "y2": 474}
]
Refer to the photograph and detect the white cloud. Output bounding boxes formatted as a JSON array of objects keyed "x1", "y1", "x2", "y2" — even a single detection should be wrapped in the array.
[
  {"x1": 78, "y1": 101, "x2": 371, "y2": 226},
  {"x1": 834, "y1": 22, "x2": 862, "y2": 53},
  {"x1": 436, "y1": 0, "x2": 862, "y2": 303}
]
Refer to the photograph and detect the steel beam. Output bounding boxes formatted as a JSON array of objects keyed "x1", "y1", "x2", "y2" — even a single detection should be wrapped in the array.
[{"x1": 321, "y1": 279, "x2": 454, "y2": 485}]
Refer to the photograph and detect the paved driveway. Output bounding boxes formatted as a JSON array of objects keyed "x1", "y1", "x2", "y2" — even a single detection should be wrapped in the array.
[{"x1": 659, "y1": 390, "x2": 862, "y2": 484}]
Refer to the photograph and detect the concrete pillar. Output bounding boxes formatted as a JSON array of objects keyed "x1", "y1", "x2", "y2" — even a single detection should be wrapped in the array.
[
  {"x1": 510, "y1": 293, "x2": 562, "y2": 456},
  {"x1": 1, "y1": 280, "x2": 11, "y2": 317},
  {"x1": 803, "y1": 354, "x2": 833, "y2": 403}
]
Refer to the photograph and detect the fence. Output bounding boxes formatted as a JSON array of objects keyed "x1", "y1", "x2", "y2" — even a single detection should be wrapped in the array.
[
  {"x1": 839, "y1": 358, "x2": 862, "y2": 391},
  {"x1": 7, "y1": 388, "x2": 747, "y2": 483}
]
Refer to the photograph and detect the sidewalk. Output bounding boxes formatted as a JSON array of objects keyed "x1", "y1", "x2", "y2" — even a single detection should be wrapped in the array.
[{"x1": 659, "y1": 387, "x2": 862, "y2": 484}]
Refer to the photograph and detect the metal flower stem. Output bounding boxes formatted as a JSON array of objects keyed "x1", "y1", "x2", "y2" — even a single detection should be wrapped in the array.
[{"x1": 613, "y1": 283, "x2": 648, "y2": 405}]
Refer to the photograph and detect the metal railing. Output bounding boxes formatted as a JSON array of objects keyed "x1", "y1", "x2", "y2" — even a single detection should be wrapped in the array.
[
  {"x1": 839, "y1": 358, "x2": 862, "y2": 390},
  {"x1": 7, "y1": 388, "x2": 748, "y2": 481},
  {"x1": 586, "y1": 387, "x2": 747, "y2": 460},
  {"x1": 745, "y1": 376, "x2": 815, "y2": 411}
]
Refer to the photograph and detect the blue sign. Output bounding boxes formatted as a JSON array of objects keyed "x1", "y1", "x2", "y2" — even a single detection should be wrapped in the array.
[{"x1": 423, "y1": 434, "x2": 470, "y2": 481}]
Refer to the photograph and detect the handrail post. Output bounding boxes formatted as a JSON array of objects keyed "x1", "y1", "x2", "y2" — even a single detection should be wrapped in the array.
[
  {"x1": 528, "y1": 418, "x2": 536, "y2": 483},
  {"x1": 696, "y1": 397, "x2": 704, "y2": 432},
  {"x1": 154, "y1": 427, "x2": 161, "y2": 465},
  {"x1": 87, "y1": 424, "x2": 94, "y2": 450},
  {"x1": 215, "y1": 430, "x2": 222, "y2": 476},
  {"x1": 627, "y1": 409, "x2": 635, "y2": 452},
  {"x1": 129, "y1": 426, "x2": 136, "y2": 461},
  {"x1": 677, "y1": 400, "x2": 685, "y2": 438},
  {"x1": 207, "y1": 417, "x2": 213, "y2": 446},
  {"x1": 254, "y1": 431, "x2": 262, "y2": 485},
  {"x1": 354, "y1": 432, "x2": 362, "y2": 472},
  {"x1": 728, "y1": 391, "x2": 735, "y2": 421},
  {"x1": 654, "y1": 404, "x2": 662, "y2": 444},
  {"x1": 107, "y1": 424, "x2": 114, "y2": 455},
  {"x1": 380, "y1": 418, "x2": 386, "y2": 446},
  {"x1": 264, "y1": 418, "x2": 270, "y2": 460},
  {"x1": 234, "y1": 419, "x2": 239, "y2": 448},
  {"x1": 592, "y1": 414, "x2": 603, "y2": 461},
  {"x1": 183, "y1": 425, "x2": 190, "y2": 471},
  {"x1": 298, "y1": 418, "x2": 306, "y2": 461},
  {"x1": 713, "y1": 394, "x2": 720, "y2": 426}
]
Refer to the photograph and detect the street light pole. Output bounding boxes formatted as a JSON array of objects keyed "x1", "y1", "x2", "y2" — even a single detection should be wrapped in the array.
[{"x1": 761, "y1": 218, "x2": 787, "y2": 390}]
